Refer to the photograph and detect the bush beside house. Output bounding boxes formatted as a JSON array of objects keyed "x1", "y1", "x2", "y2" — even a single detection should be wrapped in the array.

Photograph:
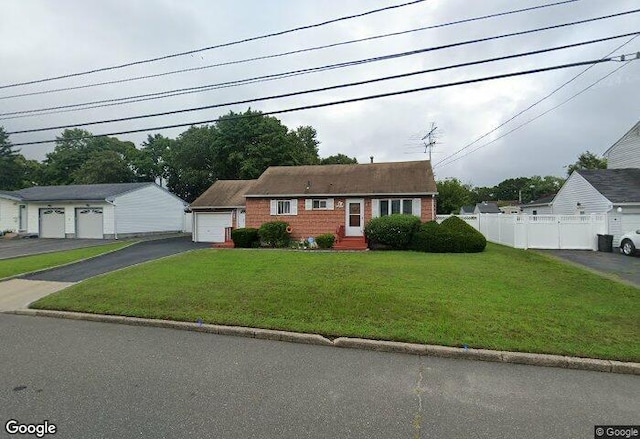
[
  {"x1": 258, "y1": 221, "x2": 291, "y2": 248},
  {"x1": 364, "y1": 215, "x2": 422, "y2": 250},
  {"x1": 230, "y1": 228, "x2": 259, "y2": 248}
]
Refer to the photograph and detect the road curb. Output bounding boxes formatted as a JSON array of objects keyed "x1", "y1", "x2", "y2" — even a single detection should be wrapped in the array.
[{"x1": 6, "y1": 309, "x2": 639, "y2": 375}]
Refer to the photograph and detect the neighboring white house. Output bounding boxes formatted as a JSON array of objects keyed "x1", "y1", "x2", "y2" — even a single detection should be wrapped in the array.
[
  {"x1": 1, "y1": 182, "x2": 189, "y2": 239},
  {"x1": 474, "y1": 201, "x2": 501, "y2": 214},
  {"x1": 551, "y1": 169, "x2": 640, "y2": 246},
  {"x1": 520, "y1": 194, "x2": 555, "y2": 215},
  {"x1": 603, "y1": 120, "x2": 640, "y2": 169}
]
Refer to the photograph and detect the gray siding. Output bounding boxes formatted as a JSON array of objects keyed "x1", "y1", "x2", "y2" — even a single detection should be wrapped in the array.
[
  {"x1": 605, "y1": 123, "x2": 640, "y2": 169},
  {"x1": 113, "y1": 185, "x2": 186, "y2": 234},
  {"x1": 553, "y1": 172, "x2": 612, "y2": 215},
  {"x1": 0, "y1": 198, "x2": 19, "y2": 232}
]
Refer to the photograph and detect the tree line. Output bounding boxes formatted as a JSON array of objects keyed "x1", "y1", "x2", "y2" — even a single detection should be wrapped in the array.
[{"x1": 0, "y1": 109, "x2": 357, "y2": 202}]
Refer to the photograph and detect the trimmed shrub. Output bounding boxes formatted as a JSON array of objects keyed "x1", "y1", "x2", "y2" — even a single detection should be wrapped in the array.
[
  {"x1": 440, "y1": 216, "x2": 486, "y2": 253},
  {"x1": 230, "y1": 228, "x2": 259, "y2": 248},
  {"x1": 364, "y1": 214, "x2": 422, "y2": 250},
  {"x1": 258, "y1": 221, "x2": 291, "y2": 248},
  {"x1": 411, "y1": 221, "x2": 456, "y2": 253},
  {"x1": 315, "y1": 233, "x2": 336, "y2": 249}
]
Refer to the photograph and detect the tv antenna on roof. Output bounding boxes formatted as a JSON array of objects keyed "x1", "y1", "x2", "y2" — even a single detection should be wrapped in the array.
[{"x1": 421, "y1": 122, "x2": 438, "y2": 161}]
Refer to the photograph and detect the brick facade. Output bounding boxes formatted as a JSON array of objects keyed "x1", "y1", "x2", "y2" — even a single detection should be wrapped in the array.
[{"x1": 246, "y1": 196, "x2": 436, "y2": 240}]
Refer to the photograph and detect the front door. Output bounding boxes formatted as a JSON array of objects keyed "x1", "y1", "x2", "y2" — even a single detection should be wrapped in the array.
[
  {"x1": 237, "y1": 209, "x2": 246, "y2": 229},
  {"x1": 345, "y1": 199, "x2": 364, "y2": 236}
]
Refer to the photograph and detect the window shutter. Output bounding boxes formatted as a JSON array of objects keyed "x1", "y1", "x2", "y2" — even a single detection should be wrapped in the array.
[
  {"x1": 412, "y1": 198, "x2": 421, "y2": 218},
  {"x1": 270, "y1": 200, "x2": 277, "y2": 215},
  {"x1": 372, "y1": 199, "x2": 380, "y2": 218},
  {"x1": 290, "y1": 199, "x2": 298, "y2": 215},
  {"x1": 305, "y1": 199, "x2": 313, "y2": 210},
  {"x1": 326, "y1": 198, "x2": 334, "y2": 210}
]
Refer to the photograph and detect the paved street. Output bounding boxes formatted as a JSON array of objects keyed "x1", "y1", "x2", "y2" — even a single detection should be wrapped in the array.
[
  {"x1": 21, "y1": 236, "x2": 209, "y2": 282},
  {"x1": 1, "y1": 314, "x2": 637, "y2": 439},
  {"x1": 0, "y1": 238, "x2": 115, "y2": 260}
]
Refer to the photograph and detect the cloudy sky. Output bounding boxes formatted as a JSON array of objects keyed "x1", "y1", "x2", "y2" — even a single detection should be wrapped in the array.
[{"x1": 1, "y1": 0, "x2": 638, "y2": 187}]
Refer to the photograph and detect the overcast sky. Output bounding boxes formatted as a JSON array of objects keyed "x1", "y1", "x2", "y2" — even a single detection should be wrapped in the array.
[{"x1": 1, "y1": 0, "x2": 638, "y2": 187}]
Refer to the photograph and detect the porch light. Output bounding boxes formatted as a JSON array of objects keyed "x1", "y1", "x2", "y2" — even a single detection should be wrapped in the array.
[{"x1": 617, "y1": 207, "x2": 623, "y2": 213}]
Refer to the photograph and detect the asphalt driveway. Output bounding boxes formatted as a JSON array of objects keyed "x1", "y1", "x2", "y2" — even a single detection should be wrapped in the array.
[
  {"x1": 21, "y1": 236, "x2": 209, "y2": 282},
  {"x1": 536, "y1": 248, "x2": 640, "y2": 287},
  {"x1": 0, "y1": 238, "x2": 116, "y2": 260}
]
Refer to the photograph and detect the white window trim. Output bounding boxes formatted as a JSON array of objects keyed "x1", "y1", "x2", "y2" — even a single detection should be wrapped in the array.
[
  {"x1": 373, "y1": 198, "x2": 421, "y2": 218},
  {"x1": 305, "y1": 198, "x2": 334, "y2": 211},
  {"x1": 270, "y1": 199, "x2": 298, "y2": 216}
]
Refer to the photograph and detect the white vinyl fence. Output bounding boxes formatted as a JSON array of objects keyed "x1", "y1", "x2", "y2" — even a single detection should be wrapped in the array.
[{"x1": 436, "y1": 214, "x2": 607, "y2": 250}]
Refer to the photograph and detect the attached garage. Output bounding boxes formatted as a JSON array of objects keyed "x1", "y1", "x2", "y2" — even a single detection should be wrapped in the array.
[
  {"x1": 76, "y1": 208, "x2": 104, "y2": 239},
  {"x1": 39, "y1": 208, "x2": 65, "y2": 238},
  {"x1": 194, "y1": 212, "x2": 232, "y2": 242}
]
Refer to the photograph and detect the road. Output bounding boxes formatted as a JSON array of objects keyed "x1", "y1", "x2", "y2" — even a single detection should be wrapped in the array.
[
  {"x1": 1, "y1": 314, "x2": 637, "y2": 439},
  {"x1": 21, "y1": 236, "x2": 209, "y2": 282}
]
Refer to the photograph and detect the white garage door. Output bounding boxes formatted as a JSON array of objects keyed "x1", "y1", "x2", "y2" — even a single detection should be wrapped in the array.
[
  {"x1": 195, "y1": 212, "x2": 232, "y2": 242},
  {"x1": 76, "y1": 208, "x2": 104, "y2": 239},
  {"x1": 40, "y1": 208, "x2": 65, "y2": 238}
]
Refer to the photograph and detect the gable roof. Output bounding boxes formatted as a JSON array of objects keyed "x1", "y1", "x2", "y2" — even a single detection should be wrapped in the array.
[
  {"x1": 190, "y1": 180, "x2": 256, "y2": 208},
  {"x1": 523, "y1": 193, "x2": 556, "y2": 208},
  {"x1": 577, "y1": 168, "x2": 640, "y2": 203},
  {"x1": 460, "y1": 205, "x2": 475, "y2": 214},
  {"x1": 475, "y1": 202, "x2": 501, "y2": 213},
  {"x1": 246, "y1": 161, "x2": 437, "y2": 197},
  {"x1": 0, "y1": 190, "x2": 22, "y2": 201},
  {"x1": 14, "y1": 182, "x2": 155, "y2": 202},
  {"x1": 603, "y1": 120, "x2": 640, "y2": 157}
]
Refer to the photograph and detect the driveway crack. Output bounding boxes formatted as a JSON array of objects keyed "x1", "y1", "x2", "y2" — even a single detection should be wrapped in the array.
[{"x1": 412, "y1": 360, "x2": 425, "y2": 439}]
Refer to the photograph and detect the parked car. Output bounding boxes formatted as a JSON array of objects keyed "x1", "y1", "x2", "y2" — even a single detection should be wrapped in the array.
[{"x1": 619, "y1": 230, "x2": 640, "y2": 256}]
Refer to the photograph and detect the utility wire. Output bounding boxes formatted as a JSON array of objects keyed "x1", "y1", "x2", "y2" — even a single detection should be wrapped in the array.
[
  {"x1": 434, "y1": 35, "x2": 640, "y2": 168},
  {"x1": 436, "y1": 60, "x2": 637, "y2": 169},
  {"x1": 7, "y1": 33, "x2": 636, "y2": 135},
  {"x1": 4, "y1": 9, "x2": 636, "y2": 120},
  {"x1": 0, "y1": 0, "x2": 579, "y2": 101},
  {"x1": 0, "y1": 0, "x2": 426, "y2": 90},
  {"x1": 9, "y1": 58, "x2": 622, "y2": 147}
]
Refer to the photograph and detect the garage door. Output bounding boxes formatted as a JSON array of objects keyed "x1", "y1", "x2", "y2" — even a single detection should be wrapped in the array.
[
  {"x1": 40, "y1": 208, "x2": 65, "y2": 238},
  {"x1": 195, "y1": 212, "x2": 232, "y2": 242},
  {"x1": 76, "y1": 208, "x2": 104, "y2": 239}
]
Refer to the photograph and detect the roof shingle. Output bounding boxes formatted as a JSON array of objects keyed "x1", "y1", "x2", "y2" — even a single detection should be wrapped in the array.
[
  {"x1": 190, "y1": 180, "x2": 256, "y2": 208},
  {"x1": 578, "y1": 168, "x2": 640, "y2": 203},
  {"x1": 246, "y1": 161, "x2": 437, "y2": 196},
  {"x1": 14, "y1": 183, "x2": 154, "y2": 202}
]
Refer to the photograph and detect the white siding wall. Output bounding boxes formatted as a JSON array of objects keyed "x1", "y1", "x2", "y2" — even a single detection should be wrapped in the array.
[
  {"x1": 521, "y1": 205, "x2": 553, "y2": 215},
  {"x1": 0, "y1": 199, "x2": 19, "y2": 232},
  {"x1": 24, "y1": 202, "x2": 112, "y2": 236},
  {"x1": 606, "y1": 124, "x2": 640, "y2": 169},
  {"x1": 552, "y1": 172, "x2": 612, "y2": 215},
  {"x1": 113, "y1": 185, "x2": 186, "y2": 234}
]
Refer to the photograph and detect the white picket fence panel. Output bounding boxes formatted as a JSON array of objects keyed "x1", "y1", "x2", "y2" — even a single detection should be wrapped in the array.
[{"x1": 436, "y1": 214, "x2": 607, "y2": 250}]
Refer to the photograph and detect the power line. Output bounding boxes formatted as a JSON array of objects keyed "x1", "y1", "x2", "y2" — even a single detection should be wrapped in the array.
[
  {"x1": 435, "y1": 59, "x2": 637, "y2": 169},
  {"x1": 4, "y1": 9, "x2": 637, "y2": 121},
  {"x1": 8, "y1": 33, "x2": 636, "y2": 135},
  {"x1": 434, "y1": 35, "x2": 640, "y2": 168},
  {"x1": 0, "y1": 0, "x2": 579, "y2": 101},
  {"x1": 8, "y1": 58, "x2": 623, "y2": 147},
  {"x1": 0, "y1": 0, "x2": 426, "y2": 90}
]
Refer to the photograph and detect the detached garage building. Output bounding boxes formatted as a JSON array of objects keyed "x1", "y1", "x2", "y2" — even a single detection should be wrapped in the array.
[
  {"x1": 9, "y1": 182, "x2": 188, "y2": 239},
  {"x1": 190, "y1": 180, "x2": 255, "y2": 242}
]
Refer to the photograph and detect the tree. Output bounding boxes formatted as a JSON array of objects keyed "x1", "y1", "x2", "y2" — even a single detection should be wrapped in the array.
[
  {"x1": 436, "y1": 178, "x2": 473, "y2": 214},
  {"x1": 72, "y1": 150, "x2": 137, "y2": 184},
  {"x1": 0, "y1": 127, "x2": 23, "y2": 190},
  {"x1": 320, "y1": 154, "x2": 358, "y2": 165},
  {"x1": 42, "y1": 129, "x2": 138, "y2": 185},
  {"x1": 134, "y1": 134, "x2": 174, "y2": 185},
  {"x1": 566, "y1": 151, "x2": 607, "y2": 176}
]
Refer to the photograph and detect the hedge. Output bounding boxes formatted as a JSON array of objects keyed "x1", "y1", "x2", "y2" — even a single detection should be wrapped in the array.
[
  {"x1": 315, "y1": 233, "x2": 336, "y2": 249},
  {"x1": 364, "y1": 214, "x2": 422, "y2": 250},
  {"x1": 411, "y1": 217, "x2": 486, "y2": 253},
  {"x1": 230, "y1": 228, "x2": 259, "y2": 248},
  {"x1": 258, "y1": 221, "x2": 291, "y2": 248}
]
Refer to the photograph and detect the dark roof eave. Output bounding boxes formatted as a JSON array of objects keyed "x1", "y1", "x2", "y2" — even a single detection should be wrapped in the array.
[{"x1": 245, "y1": 192, "x2": 438, "y2": 197}]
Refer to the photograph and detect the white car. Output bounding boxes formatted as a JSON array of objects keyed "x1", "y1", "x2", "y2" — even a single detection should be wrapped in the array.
[{"x1": 619, "y1": 230, "x2": 640, "y2": 256}]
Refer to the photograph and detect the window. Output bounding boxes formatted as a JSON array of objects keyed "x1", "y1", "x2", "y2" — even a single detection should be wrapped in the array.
[
  {"x1": 277, "y1": 200, "x2": 291, "y2": 215},
  {"x1": 378, "y1": 199, "x2": 416, "y2": 216},
  {"x1": 313, "y1": 199, "x2": 327, "y2": 209},
  {"x1": 305, "y1": 198, "x2": 334, "y2": 210}
]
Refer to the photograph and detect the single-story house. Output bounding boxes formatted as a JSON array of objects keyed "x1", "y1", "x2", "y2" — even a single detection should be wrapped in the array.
[
  {"x1": 552, "y1": 168, "x2": 640, "y2": 246},
  {"x1": 474, "y1": 201, "x2": 501, "y2": 214},
  {"x1": 0, "y1": 182, "x2": 188, "y2": 239},
  {"x1": 520, "y1": 194, "x2": 555, "y2": 215},
  {"x1": 192, "y1": 160, "x2": 438, "y2": 244},
  {"x1": 190, "y1": 180, "x2": 255, "y2": 242},
  {"x1": 499, "y1": 205, "x2": 521, "y2": 214}
]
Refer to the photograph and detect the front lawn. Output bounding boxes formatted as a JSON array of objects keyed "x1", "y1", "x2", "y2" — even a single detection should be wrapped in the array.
[
  {"x1": 0, "y1": 242, "x2": 133, "y2": 279},
  {"x1": 31, "y1": 244, "x2": 640, "y2": 361}
]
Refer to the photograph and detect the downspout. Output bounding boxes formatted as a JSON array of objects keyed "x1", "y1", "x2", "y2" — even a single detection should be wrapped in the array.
[
  {"x1": 431, "y1": 195, "x2": 435, "y2": 220},
  {"x1": 106, "y1": 200, "x2": 118, "y2": 240}
]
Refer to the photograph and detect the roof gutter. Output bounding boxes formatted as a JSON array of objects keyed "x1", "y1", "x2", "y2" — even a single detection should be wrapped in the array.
[{"x1": 245, "y1": 192, "x2": 438, "y2": 198}]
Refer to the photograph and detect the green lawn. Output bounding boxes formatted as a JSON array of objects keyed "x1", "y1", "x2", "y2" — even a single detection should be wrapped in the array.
[
  {"x1": 0, "y1": 242, "x2": 133, "y2": 279},
  {"x1": 31, "y1": 244, "x2": 640, "y2": 361}
]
